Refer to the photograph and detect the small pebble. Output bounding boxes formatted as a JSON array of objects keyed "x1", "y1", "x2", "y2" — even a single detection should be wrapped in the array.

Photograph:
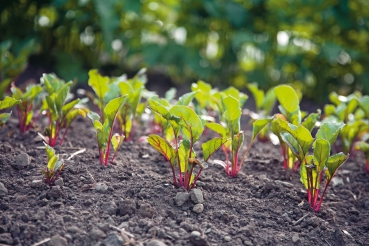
[
  {"x1": 15, "y1": 152, "x2": 30, "y2": 168},
  {"x1": 190, "y1": 188, "x2": 204, "y2": 204},
  {"x1": 292, "y1": 234, "x2": 300, "y2": 243},
  {"x1": 96, "y1": 183, "x2": 108, "y2": 193},
  {"x1": 55, "y1": 178, "x2": 64, "y2": 186},
  {"x1": 175, "y1": 192, "x2": 190, "y2": 206},
  {"x1": 192, "y1": 204, "x2": 204, "y2": 214},
  {"x1": 224, "y1": 236, "x2": 231, "y2": 242},
  {"x1": 30, "y1": 180, "x2": 44, "y2": 188}
]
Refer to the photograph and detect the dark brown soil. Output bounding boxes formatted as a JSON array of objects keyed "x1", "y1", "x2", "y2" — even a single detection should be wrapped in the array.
[{"x1": 0, "y1": 111, "x2": 369, "y2": 246}]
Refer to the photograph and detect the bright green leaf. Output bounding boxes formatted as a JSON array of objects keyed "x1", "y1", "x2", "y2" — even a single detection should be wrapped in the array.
[{"x1": 202, "y1": 137, "x2": 228, "y2": 162}]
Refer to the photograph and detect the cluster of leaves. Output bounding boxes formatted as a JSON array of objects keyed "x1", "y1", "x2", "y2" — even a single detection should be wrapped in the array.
[
  {"x1": 87, "y1": 69, "x2": 149, "y2": 142},
  {"x1": 11, "y1": 83, "x2": 43, "y2": 133},
  {"x1": 272, "y1": 117, "x2": 348, "y2": 212},
  {"x1": 41, "y1": 143, "x2": 65, "y2": 185},
  {"x1": 272, "y1": 85, "x2": 321, "y2": 170},
  {"x1": 148, "y1": 104, "x2": 227, "y2": 190},
  {"x1": 0, "y1": 40, "x2": 34, "y2": 99},
  {"x1": 88, "y1": 96, "x2": 127, "y2": 166},
  {"x1": 206, "y1": 94, "x2": 271, "y2": 177},
  {"x1": 40, "y1": 74, "x2": 89, "y2": 146},
  {"x1": 323, "y1": 91, "x2": 369, "y2": 172}
]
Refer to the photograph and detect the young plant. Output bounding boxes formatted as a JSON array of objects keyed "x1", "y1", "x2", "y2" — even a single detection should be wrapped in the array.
[
  {"x1": 0, "y1": 96, "x2": 21, "y2": 126},
  {"x1": 324, "y1": 91, "x2": 369, "y2": 154},
  {"x1": 41, "y1": 143, "x2": 65, "y2": 185},
  {"x1": 272, "y1": 85, "x2": 321, "y2": 170},
  {"x1": 11, "y1": 83, "x2": 43, "y2": 133},
  {"x1": 273, "y1": 117, "x2": 348, "y2": 212},
  {"x1": 41, "y1": 74, "x2": 89, "y2": 146},
  {"x1": 246, "y1": 83, "x2": 277, "y2": 141},
  {"x1": 207, "y1": 95, "x2": 272, "y2": 177},
  {"x1": 88, "y1": 96, "x2": 127, "y2": 166},
  {"x1": 117, "y1": 75, "x2": 145, "y2": 141},
  {"x1": 147, "y1": 104, "x2": 227, "y2": 190}
]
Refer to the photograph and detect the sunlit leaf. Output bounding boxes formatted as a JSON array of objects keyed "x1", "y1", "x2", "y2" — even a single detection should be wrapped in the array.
[{"x1": 202, "y1": 137, "x2": 228, "y2": 162}]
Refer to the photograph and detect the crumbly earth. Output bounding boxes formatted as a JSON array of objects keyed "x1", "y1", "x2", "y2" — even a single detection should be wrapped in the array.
[{"x1": 0, "y1": 115, "x2": 369, "y2": 246}]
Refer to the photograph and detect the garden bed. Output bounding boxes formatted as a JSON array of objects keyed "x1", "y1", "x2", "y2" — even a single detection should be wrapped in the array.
[{"x1": 0, "y1": 113, "x2": 368, "y2": 246}]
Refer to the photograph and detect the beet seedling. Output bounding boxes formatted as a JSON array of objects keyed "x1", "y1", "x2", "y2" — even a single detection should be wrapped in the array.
[
  {"x1": 0, "y1": 96, "x2": 21, "y2": 126},
  {"x1": 11, "y1": 83, "x2": 43, "y2": 133},
  {"x1": 88, "y1": 96, "x2": 127, "y2": 166},
  {"x1": 41, "y1": 143, "x2": 65, "y2": 185},
  {"x1": 207, "y1": 95, "x2": 272, "y2": 177},
  {"x1": 272, "y1": 85, "x2": 321, "y2": 170},
  {"x1": 41, "y1": 74, "x2": 89, "y2": 146},
  {"x1": 273, "y1": 117, "x2": 348, "y2": 212},
  {"x1": 148, "y1": 104, "x2": 227, "y2": 190},
  {"x1": 117, "y1": 74, "x2": 146, "y2": 141},
  {"x1": 324, "y1": 91, "x2": 369, "y2": 154}
]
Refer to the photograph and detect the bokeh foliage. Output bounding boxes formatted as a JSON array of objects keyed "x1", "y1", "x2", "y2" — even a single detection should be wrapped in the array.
[{"x1": 1, "y1": 0, "x2": 369, "y2": 101}]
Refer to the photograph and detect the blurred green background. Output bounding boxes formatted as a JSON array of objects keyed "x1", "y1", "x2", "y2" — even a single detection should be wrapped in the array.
[{"x1": 1, "y1": 0, "x2": 369, "y2": 102}]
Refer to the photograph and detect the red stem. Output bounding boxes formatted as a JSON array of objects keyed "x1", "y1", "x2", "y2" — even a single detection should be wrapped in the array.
[
  {"x1": 191, "y1": 168, "x2": 203, "y2": 189},
  {"x1": 314, "y1": 179, "x2": 332, "y2": 212}
]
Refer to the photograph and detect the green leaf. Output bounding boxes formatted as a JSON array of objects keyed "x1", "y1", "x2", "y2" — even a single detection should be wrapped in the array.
[
  {"x1": 88, "y1": 111, "x2": 101, "y2": 122},
  {"x1": 177, "y1": 91, "x2": 198, "y2": 106},
  {"x1": 223, "y1": 96, "x2": 241, "y2": 121},
  {"x1": 202, "y1": 137, "x2": 228, "y2": 162},
  {"x1": 55, "y1": 82, "x2": 72, "y2": 113},
  {"x1": 301, "y1": 110, "x2": 321, "y2": 132},
  {"x1": 62, "y1": 99, "x2": 80, "y2": 118},
  {"x1": 274, "y1": 85, "x2": 300, "y2": 114},
  {"x1": 251, "y1": 118, "x2": 273, "y2": 141},
  {"x1": 147, "y1": 134, "x2": 176, "y2": 166},
  {"x1": 111, "y1": 133, "x2": 124, "y2": 151},
  {"x1": 247, "y1": 83, "x2": 264, "y2": 110},
  {"x1": 276, "y1": 119, "x2": 314, "y2": 162},
  {"x1": 221, "y1": 86, "x2": 248, "y2": 107},
  {"x1": 44, "y1": 143, "x2": 56, "y2": 161},
  {"x1": 104, "y1": 96, "x2": 127, "y2": 123},
  {"x1": 165, "y1": 88, "x2": 177, "y2": 102},
  {"x1": 191, "y1": 80, "x2": 212, "y2": 109},
  {"x1": 232, "y1": 132, "x2": 244, "y2": 155},
  {"x1": 0, "y1": 96, "x2": 21, "y2": 110},
  {"x1": 300, "y1": 155, "x2": 313, "y2": 189},
  {"x1": 63, "y1": 108, "x2": 89, "y2": 128},
  {"x1": 170, "y1": 105, "x2": 204, "y2": 144},
  {"x1": 313, "y1": 139, "x2": 330, "y2": 171},
  {"x1": 325, "y1": 152, "x2": 349, "y2": 179},
  {"x1": 45, "y1": 95, "x2": 59, "y2": 121},
  {"x1": 47, "y1": 155, "x2": 58, "y2": 171},
  {"x1": 0, "y1": 112, "x2": 11, "y2": 125},
  {"x1": 205, "y1": 122, "x2": 227, "y2": 137},
  {"x1": 88, "y1": 69, "x2": 109, "y2": 102},
  {"x1": 274, "y1": 85, "x2": 301, "y2": 124},
  {"x1": 316, "y1": 120, "x2": 345, "y2": 145},
  {"x1": 324, "y1": 104, "x2": 336, "y2": 116}
]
